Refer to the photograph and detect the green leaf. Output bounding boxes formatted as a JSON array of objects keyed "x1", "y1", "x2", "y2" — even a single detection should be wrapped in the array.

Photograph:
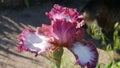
[
  {"x1": 117, "y1": 62, "x2": 120, "y2": 66},
  {"x1": 96, "y1": 64, "x2": 101, "y2": 68},
  {"x1": 106, "y1": 44, "x2": 112, "y2": 51},
  {"x1": 47, "y1": 46, "x2": 64, "y2": 68},
  {"x1": 114, "y1": 22, "x2": 119, "y2": 29},
  {"x1": 24, "y1": 0, "x2": 30, "y2": 7},
  {"x1": 107, "y1": 61, "x2": 113, "y2": 68}
]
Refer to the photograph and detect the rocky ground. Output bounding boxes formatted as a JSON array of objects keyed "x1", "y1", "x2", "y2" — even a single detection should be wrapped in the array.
[{"x1": 0, "y1": 2, "x2": 117, "y2": 68}]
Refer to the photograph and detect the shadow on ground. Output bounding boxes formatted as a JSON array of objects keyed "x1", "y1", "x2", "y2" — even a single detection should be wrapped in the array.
[{"x1": 0, "y1": 2, "x2": 55, "y2": 68}]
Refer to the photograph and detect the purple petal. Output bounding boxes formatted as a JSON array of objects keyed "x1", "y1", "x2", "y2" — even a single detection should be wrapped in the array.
[
  {"x1": 69, "y1": 42, "x2": 98, "y2": 68},
  {"x1": 46, "y1": 4, "x2": 84, "y2": 24},
  {"x1": 18, "y1": 29, "x2": 52, "y2": 55}
]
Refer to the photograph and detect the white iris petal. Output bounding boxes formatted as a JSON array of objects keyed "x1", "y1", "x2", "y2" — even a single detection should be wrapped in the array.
[
  {"x1": 72, "y1": 42, "x2": 94, "y2": 65},
  {"x1": 53, "y1": 13, "x2": 72, "y2": 22},
  {"x1": 23, "y1": 32, "x2": 51, "y2": 52}
]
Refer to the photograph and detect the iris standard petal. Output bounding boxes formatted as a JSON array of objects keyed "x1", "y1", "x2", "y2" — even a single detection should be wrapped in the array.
[
  {"x1": 46, "y1": 4, "x2": 84, "y2": 24},
  {"x1": 49, "y1": 19, "x2": 84, "y2": 47}
]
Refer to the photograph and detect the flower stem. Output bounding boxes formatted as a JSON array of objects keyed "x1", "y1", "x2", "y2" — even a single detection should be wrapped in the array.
[{"x1": 47, "y1": 46, "x2": 64, "y2": 68}]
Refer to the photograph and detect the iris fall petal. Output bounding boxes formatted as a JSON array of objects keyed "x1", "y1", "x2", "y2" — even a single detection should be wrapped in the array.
[
  {"x1": 18, "y1": 29, "x2": 52, "y2": 55},
  {"x1": 69, "y1": 41, "x2": 98, "y2": 68}
]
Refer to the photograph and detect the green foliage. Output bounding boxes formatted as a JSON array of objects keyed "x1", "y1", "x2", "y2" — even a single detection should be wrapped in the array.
[
  {"x1": 105, "y1": 61, "x2": 113, "y2": 68},
  {"x1": 96, "y1": 64, "x2": 101, "y2": 68},
  {"x1": 113, "y1": 23, "x2": 120, "y2": 50},
  {"x1": 106, "y1": 44, "x2": 112, "y2": 51},
  {"x1": 60, "y1": 48, "x2": 80, "y2": 68},
  {"x1": 90, "y1": 22, "x2": 120, "y2": 50},
  {"x1": 90, "y1": 23, "x2": 102, "y2": 39},
  {"x1": 96, "y1": 61, "x2": 120, "y2": 68},
  {"x1": 24, "y1": 0, "x2": 30, "y2": 7},
  {"x1": 90, "y1": 22, "x2": 120, "y2": 68}
]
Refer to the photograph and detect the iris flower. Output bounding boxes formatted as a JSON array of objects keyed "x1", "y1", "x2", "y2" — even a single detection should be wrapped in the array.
[{"x1": 17, "y1": 4, "x2": 98, "y2": 68}]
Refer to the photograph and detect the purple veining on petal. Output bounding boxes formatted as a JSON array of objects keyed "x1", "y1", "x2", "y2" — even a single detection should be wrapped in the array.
[{"x1": 46, "y1": 4, "x2": 84, "y2": 25}]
